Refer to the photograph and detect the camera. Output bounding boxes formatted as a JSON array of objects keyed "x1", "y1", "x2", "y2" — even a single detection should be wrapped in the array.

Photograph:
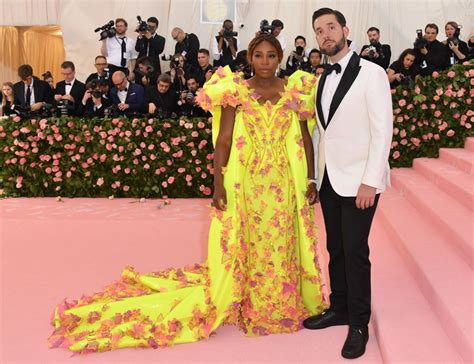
[
  {"x1": 414, "y1": 29, "x2": 428, "y2": 49},
  {"x1": 91, "y1": 90, "x2": 102, "y2": 99},
  {"x1": 399, "y1": 74, "x2": 415, "y2": 89},
  {"x1": 296, "y1": 46, "x2": 305, "y2": 56},
  {"x1": 136, "y1": 16, "x2": 151, "y2": 33},
  {"x1": 219, "y1": 29, "x2": 238, "y2": 38},
  {"x1": 94, "y1": 20, "x2": 116, "y2": 41},
  {"x1": 56, "y1": 100, "x2": 72, "y2": 117},
  {"x1": 104, "y1": 104, "x2": 119, "y2": 118},
  {"x1": 259, "y1": 19, "x2": 275, "y2": 33}
]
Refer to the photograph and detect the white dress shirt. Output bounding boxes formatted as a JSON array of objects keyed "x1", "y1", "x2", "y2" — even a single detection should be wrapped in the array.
[
  {"x1": 321, "y1": 50, "x2": 354, "y2": 123},
  {"x1": 25, "y1": 79, "x2": 35, "y2": 106},
  {"x1": 276, "y1": 34, "x2": 287, "y2": 52},
  {"x1": 212, "y1": 37, "x2": 241, "y2": 61},
  {"x1": 117, "y1": 81, "x2": 129, "y2": 104},
  {"x1": 65, "y1": 79, "x2": 75, "y2": 95},
  {"x1": 105, "y1": 36, "x2": 137, "y2": 68}
]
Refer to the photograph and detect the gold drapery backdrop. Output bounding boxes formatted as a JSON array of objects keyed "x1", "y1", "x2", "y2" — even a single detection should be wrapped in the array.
[{"x1": 0, "y1": 26, "x2": 65, "y2": 86}]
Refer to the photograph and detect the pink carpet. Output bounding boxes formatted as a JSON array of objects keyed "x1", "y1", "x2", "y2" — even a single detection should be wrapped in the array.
[{"x1": 1, "y1": 137, "x2": 472, "y2": 363}]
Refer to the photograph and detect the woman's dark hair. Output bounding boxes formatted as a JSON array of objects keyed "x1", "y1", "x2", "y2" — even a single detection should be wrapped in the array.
[
  {"x1": 42, "y1": 71, "x2": 53, "y2": 80},
  {"x1": 312, "y1": 7, "x2": 346, "y2": 29},
  {"x1": 397, "y1": 48, "x2": 417, "y2": 64},
  {"x1": 247, "y1": 33, "x2": 284, "y2": 63}
]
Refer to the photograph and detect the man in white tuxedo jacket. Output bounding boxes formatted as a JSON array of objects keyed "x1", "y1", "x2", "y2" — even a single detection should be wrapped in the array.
[{"x1": 302, "y1": 8, "x2": 393, "y2": 360}]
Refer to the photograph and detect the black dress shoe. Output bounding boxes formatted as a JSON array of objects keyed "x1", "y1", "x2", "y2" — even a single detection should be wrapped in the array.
[
  {"x1": 341, "y1": 326, "x2": 369, "y2": 359},
  {"x1": 303, "y1": 310, "x2": 349, "y2": 330}
]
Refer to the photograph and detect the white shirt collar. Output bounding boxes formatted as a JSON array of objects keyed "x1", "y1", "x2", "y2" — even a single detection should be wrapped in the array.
[{"x1": 329, "y1": 50, "x2": 353, "y2": 72}]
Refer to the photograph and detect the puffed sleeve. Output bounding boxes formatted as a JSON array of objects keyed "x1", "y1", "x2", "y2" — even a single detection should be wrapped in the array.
[
  {"x1": 283, "y1": 70, "x2": 317, "y2": 127},
  {"x1": 196, "y1": 66, "x2": 248, "y2": 146}
]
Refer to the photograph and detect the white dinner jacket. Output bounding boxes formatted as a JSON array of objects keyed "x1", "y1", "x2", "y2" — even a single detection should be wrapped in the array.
[{"x1": 312, "y1": 53, "x2": 393, "y2": 197}]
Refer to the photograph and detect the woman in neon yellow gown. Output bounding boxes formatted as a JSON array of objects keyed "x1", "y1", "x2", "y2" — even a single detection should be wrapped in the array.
[{"x1": 49, "y1": 33, "x2": 327, "y2": 354}]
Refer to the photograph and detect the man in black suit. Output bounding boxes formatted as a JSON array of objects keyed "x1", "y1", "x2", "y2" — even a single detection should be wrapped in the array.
[
  {"x1": 110, "y1": 71, "x2": 145, "y2": 115},
  {"x1": 360, "y1": 27, "x2": 391, "y2": 70},
  {"x1": 303, "y1": 8, "x2": 392, "y2": 360},
  {"x1": 13, "y1": 64, "x2": 55, "y2": 115},
  {"x1": 55, "y1": 61, "x2": 86, "y2": 116},
  {"x1": 135, "y1": 16, "x2": 165, "y2": 75},
  {"x1": 415, "y1": 24, "x2": 450, "y2": 76},
  {"x1": 171, "y1": 27, "x2": 200, "y2": 69},
  {"x1": 212, "y1": 19, "x2": 240, "y2": 68}
]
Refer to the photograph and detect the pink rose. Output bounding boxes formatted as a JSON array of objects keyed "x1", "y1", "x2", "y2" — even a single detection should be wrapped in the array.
[
  {"x1": 15, "y1": 176, "x2": 23, "y2": 188},
  {"x1": 446, "y1": 129, "x2": 455, "y2": 137},
  {"x1": 447, "y1": 71, "x2": 456, "y2": 78},
  {"x1": 203, "y1": 187, "x2": 212, "y2": 195},
  {"x1": 434, "y1": 110, "x2": 442, "y2": 118},
  {"x1": 123, "y1": 185, "x2": 130, "y2": 192},
  {"x1": 185, "y1": 175, "x2": 192, "y2": 182},
  {"x1": 432, "y1": 71, "x2": 439, "y2": 78},
  {"x1": 167, "y1": 176, "x2": 175, "y2": 184},
  {"x1": 392, "y1": 151, "x2": 400, "y2": 159},
  {"x1": 96, "y1": 177, "x2": 104, "y2": 186}
]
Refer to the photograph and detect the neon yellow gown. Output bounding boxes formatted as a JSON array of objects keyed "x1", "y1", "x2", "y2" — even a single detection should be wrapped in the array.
[{"x1": 48, "y1": 67, "x2": 328, "y2": 353}]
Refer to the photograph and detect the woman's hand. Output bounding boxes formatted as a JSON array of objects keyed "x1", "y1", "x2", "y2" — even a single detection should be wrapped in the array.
[
  {"x1": 306, "y1": 183, "x2": 319, "y2": 205},
  {"x1": 212, "y1": 183, "x2": 227, "y2": 211}
]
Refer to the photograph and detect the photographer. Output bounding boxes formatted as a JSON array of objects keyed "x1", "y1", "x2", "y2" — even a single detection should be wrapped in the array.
[
  {"x1": 171, "y1": 27, "x2": 200, "y2": 69},
  {"x1": 135, "y1": 16, "x2": 165, "y2": 74},
  {"x1": 360, "y1": 27, "x2": 391, "y2": 70},
  {"x1": 197, "y1": 49, "x2": 213, "y2": 86},
  {"x1": 387, "y1": 49, "x2": 419, "y2": 89},
  {"x1": 286, "y1": 36, "x2": 311, "y2": 74},
  {"x1": 85, "y1": 55, "x2": 112, "y2": 87},
  {"x1": 13, "y1": 64, "x2": 54, "y2": 117},
  {"x1": 79, "y1": 80, "x2": 111, "y2": 118},
  {"x1": 271, "y1": 19, "x2": 286, "y2": 51},
  {"x1": 177, "y1": 76, "x2": 206, "y2": 117},
  {"x1": 166, "y1": 53, "x2": 193, "y2": 92},
  {"x1": 55, "y1": 61, "x2": 86, "y2": 117},
  {"x1": 414, "y1": 24, "x2": 449, "y2": 77},
  {"x1": 101, "y1": 18, "x2": 137, "y2": 80},
  {"x1": 110, "y1": 71, "x2": 145, "y2": 116},
  {"x1": 234, "y1": 50, "x2": 252, "y2": 79},
  {"x1": 134, "y1": 56, "x2": 159, "y2": 87},
  {"x1": 308, "y1": 49, "x2": 325, "y2": 76},
  {"x1": 145, "y1": 74, "x2": 178, "y2": 118},
  {"x1": 212, "y1": 19, "x2": 240, "y2": 68},
  {"x1": 0, "y1": 82, "x2": 16, "y2": 117},
  {"x1": 443, "y1": 21, "x2": 468, "y2": 65},
  {"x1": 42, "y1": 71, "x2": 55, "y2": 92}
]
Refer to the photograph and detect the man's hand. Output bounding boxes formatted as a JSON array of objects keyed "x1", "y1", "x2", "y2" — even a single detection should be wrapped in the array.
[
  {"x1": 356, "y1": 184, "x2": 376, "y2": 210},
  {"x1": 361, "y1": 48, "x2": 370, "y2": 57},
  {"x1": 205, "y1": 70, "x2": 213, "y2": 82},
  {"x1": 395, "y1": 73, "x2": 403, "y2": 82},
  {"x1": 149, "y1": 103, "x2": 156, "y2": 114},
  {"x1": 128, "y1": 72, "x2": 135, "y2": 81},
  {"x1": 54, "y1": 94, "x2": 62, "y2": 102},
  {"x1": 62, "y1": 94, "x2": 75, "y2": 103},
  {"x1": 118, "y1": 103, "x2": 130, "y2": 111},
  {"x1": 30, "y1": 102, "x2": 43, "y2": 112},
  {"x1": 82, "y1": 90, "x2": 92, "y2": 104},
  {"x1": 420, "y1": 47, "x2": 428, "y2": 55},
  {"x1": 145, "y1": 31, "x2": 152, "y2": 39}
]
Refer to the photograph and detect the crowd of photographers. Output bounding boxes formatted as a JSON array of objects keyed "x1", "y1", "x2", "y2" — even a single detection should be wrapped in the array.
[{"x1": 1, "y1": 16, "x2": 472, "y2": 119}]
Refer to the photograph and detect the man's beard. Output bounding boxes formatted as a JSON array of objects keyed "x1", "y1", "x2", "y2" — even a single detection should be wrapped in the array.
[{"x1": 321, "y1": 36, "x2": 346, "y2": 57}]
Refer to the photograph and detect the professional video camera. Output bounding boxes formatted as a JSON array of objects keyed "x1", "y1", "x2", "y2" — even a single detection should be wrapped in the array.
[
  {"x1": 413, "y1": 29, "x2": 428, "y2": 49},
  {"x1": 136, "y1": 16, "x2": 152, "y2": 33},
  {"x1": 399, "y1": 74, "x2": 415, "y2": 89},
  {"x1": 94, "y1": 20, "x2": 116, "y2": 41},
  {"x1": 259, "y1": 19, "x2": 275, "y2": 34}
]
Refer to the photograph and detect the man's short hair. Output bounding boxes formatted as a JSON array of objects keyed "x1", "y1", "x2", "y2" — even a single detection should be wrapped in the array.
[
  {"x1": 425, "y1": 23, "x2": 439, "y2": 34},
  {"x1": 367, "y1": 27, "x2": 380, "y2": 34},
  {"x1": 312, "y1": 7, "x2": 347, "y2": 29},
  {"x1": 158, "y1": 73, "x2": 171, "y2": 84},
  {"x1": 147, "y1": 17, "x2": 159, "y2": 26},
  {"x1": 95, "y1": 55, "x2": 107, "y2": 62},
  {"x1": 271, "y1": 19, "x2": 284, "y2": 29},
  {"x1": 61, "y1": 61, "x2": 75, "y2": 71},
  {"x1": 198, "y1": 48, "x2": 210, "y2": 56},
  {"x1": 137, "y1": 56, "x2": 152, "y2": 66},
  {"x1": 18, "y1": 64, "x2": 33, "y2": 80},
  {"x1": 115, "y1": 18, "x2": 128, "y2": 27},
  {"x1": 223, "y1": 19, "x2": 233, "y2": 26},
  {"x1": 295, "y1": 35, "x2": 306, "y2": 43},
  {"x1": 186, "y1": 75, "x2": 198, "y2": 84}
]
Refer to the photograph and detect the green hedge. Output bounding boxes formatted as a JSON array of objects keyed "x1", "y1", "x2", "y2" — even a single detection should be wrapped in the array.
[
  {"x1": 0, "y1": 62, "x2": 472, "y2": 198},
  {"x1": 389, "y1": 61, "x2": 473, "y2": 167}
]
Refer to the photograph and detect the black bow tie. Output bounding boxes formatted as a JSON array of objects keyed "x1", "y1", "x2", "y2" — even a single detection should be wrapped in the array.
[
  {"x1": 65, "y1": 82, "x2": 72, "y2": 86},
  {"x1": 325, "y1": 63, "x2": 342, "y2": 75},
  {"x1": 123, "y1": 88, "x2": 128, "y2": 92}
]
